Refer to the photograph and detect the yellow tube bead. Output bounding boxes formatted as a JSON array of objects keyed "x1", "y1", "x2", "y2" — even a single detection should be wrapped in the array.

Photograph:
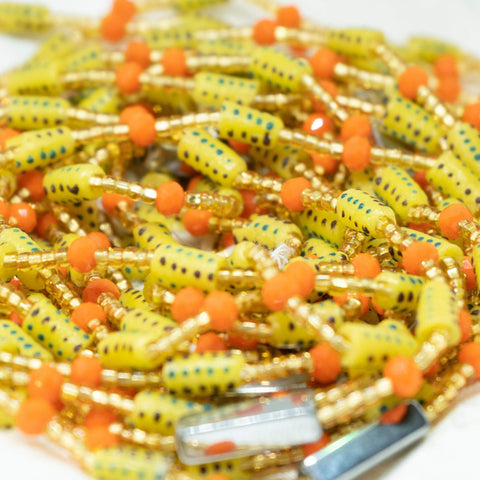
[
  {"x1": 381, "y1": 97, "x2": 445, "y2": 153},
  {"x1": 6, "y1": 126, "x2": 75, "y2": 173},
  {"x1": 400, "y1": 227, "x2": 463, "y2": 263},
  {"x1": 300, "y1": 239, "x2": 348, "y2": 263},
  {"x1": 43, "y1": 163, "x2": 105, "y2": 204},
  {"x1": 416, "y1": 279, "x2": 461, "y2": 347},
  {"x1": 120, "y1": 309, "x2": 176, "y2": 334},
  {"x1": 178, "y1": 129, "x2": 247, "y2": 188},
  {"x1": 0, "y1": 320, "x2": 53, "y2": 360},
  {"x1": 128, "y1": 391, "x2": 211, "y2": 435},
  {"x1": 0, "y1": 228, "x2": 45, "y2": 290},
  {"x1": 119, "y1": 288, "x2": 152, "y2": 311},
  {"x1": 78, "y1": 87, "x2": 121, "y2": 114},
  {"x1": 445, "y1": 122, "x2": 480, "y2": 176},
  {"x1": 250, "y1": 144, "x2": 313, "y2": 179},
  {"x1": 193, "y1": 176, "x2": 244, "y2": 210},
  {"x1": 339, "y1": 320, "x2": 418, "y2": 376},
  {"x1": 4, "y1": 96, "x2": 70, "y2": 130},
  {"x1": 218, "y1": 101, "x2": 284, "y2": 149},
  {"x1": 232, "y1": 213, "x2": 302, "y2": 250},
  {"x1": 295, "y1": 209, "x2": 347, "y2": 248},
  {"x1": 133, "y1": 223, "x2": 177, "y2": 250},
  {"x1": 373, "y1": 166, "x2": 429, "y2": 222},
  {"x1": 183, "y1": 459, "x2": 247, "y2": 480},
  {"x1": 223, "y1": 241, "x2": 257, "y2": 269},
  {"x1": 4, "y1": 61, "x2": 61, "y2": 95},
  {"x1": 426, "y1": 152, "x2": 480, "y2": 213},
  {"x1": 88, "y1": 446, "x2": 171, "y2": 480},
  {"x1": 0, "y1": 3, "x2": 50, "y2": 34},
  {"x1": 23, "y1": 294, "x2": 92, "y2": 361},
  {"x1": 134, "y1": 205, "x2": 184, "y2": 234},
  {"x1": 62, "y1": 44, "x2": 104, "y2": 72},
  {"x1": 250, "y1": 46, "x2": 312, "y2": 93},
  {"x1": 374, "y1": 272, "x2": 425, "y2": 311},
  {"x1": 336, "y1": 189, "x2": 397, "y2": 236},
  {"x1": 29, "y1": 32, "x2": 78, "y2": 65},
  {"x1": 345, "y1": 168, "x2": 376, "y2": 195},
  {"x1": 406, "y1": 36, "x2": 460, "y2": 62},
  {"x1": 325, "y1": 28, "x2": 384, "y2": 56},
  {"x1": 69, "y1": 201, "x2": 100, "y2": 230},
  {"x1": 150, "y1": 244, "x2": 221, "y2": 292},
  {"x1": 173, "y1": 0, "x2": 227, "y2": 9},
  {"x1": 97, "y1": 331, "x2": 160, "y2": 370},
  {"x1": 0, "y1": 409, "x2": 15, "y2": 429},
  {"x1": 196, "y1": 38, "x2": 255, "y2": 56},
  {"x1": 266, "y1": 311, "x2": 317, "y2": 349},
  {"x1": 144, "y1": 24, "x2": 197, "y2": 50},
  {"x1": 162, "y1": 352, "x2": 246, "y2": 396},
  {"x1": 193, "y1": 72, "x2": 260, "y2": 109},
  {"x1": 472, "y1": 243, "x2": 480, "y2": 289}
]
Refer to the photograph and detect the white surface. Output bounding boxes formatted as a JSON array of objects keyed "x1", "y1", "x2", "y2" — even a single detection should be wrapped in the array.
[{"x1": 0, "y1": 0, "x2": 479, "y2": 479}]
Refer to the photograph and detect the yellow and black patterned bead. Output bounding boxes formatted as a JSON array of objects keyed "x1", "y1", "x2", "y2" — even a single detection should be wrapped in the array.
[
  {"x1": 97, "y1": 331, "x2": 160, "y2": 370},
  {"x1": 0, "y1": 228, "x2": 44, "y2": 290},
  {"x1": 196, "y1": 38, "x2": 255, "y2": 56},
  {"x1": 250, "y1": 46, "x2": 312, "y2": 93},
  {"x1": 6, "y1": 126, "x2": 75, "y2": 173},
  {"x1": 5, "y1": 61, "x2": 61, "y2": 95},
  {"x1": 0, "y1": 320, "x2": 53, "y2": 360},
  {"x1": 336, "y1": 189, "x2": 396, "y2": 236},
  {"x1": 29, "y1": 32, "x2": 78, "y2": 65},
  {"x1": 373, "y1": 166, "x2": 428, "y2": 222},
  {"x1": 218, "y1": 101, "x2": 284, "y2": 149},
  {"x1": 128, "y1": 391, "x2": 211, "y2": 435},
  {"x1": 133, "y1": 223, "x2": 177, "y2": 250},
  {"x1": 295, "y1": 209, "x2": 347, "y2": 248},
  {"x1": 232, "y1": 214, "x2": 302, "y2": 250},
  {"x1": 300, "y1": 239, "x2": 348, "y2": 263},
  {"x1": 150, "y1": 244, "x2": 221, "y2": 292},
  {"x1": 120, "y1": 308, "x2": 176, "y2": 334},
  {"x1": 406, "y1": 36, "x2": 460, "y2": 62},
  {"x1": 62, "y1": 44, "x2": 104, "y2": 72},
  {"x1": 250, "y1": 144, "x2": 312, "y2": 179},
  {"x1": 416, "y1": 279, "x2": 460, "y2": 347},
  {"x1": 345, "y1": 168, "x2": 376, "y2": 195},
  {"x1": 43, "y1": 163, "x2": 105, "y2": 204},
  {"x1": 374, "y1": 272, "x2": 424, "y2": 311},
  {"x1": 178, "y1": 129, "x2": 247, "y2": 188},
  {"x1": 89, "y1": 446, "x2": 171, "y2": 480},
  {"x1": 0, "y1": 3, "x2": 50, "y2": 34},
  {"x1": 4, "y1": 96, "x2": 70, "y2": 130},
  {"x1": 173, "y1": 0, "x2": 226, "y2": 9},
  {"x1": 325, "y1": 28, "x2": 384, "y2": 56},
  {"x1": 68, "y1": 201, "x2": 100, "y2": 231},
  {"x1": 78, "y1": 87, "x2": 121, "y2": 114},
  {"x1": 23, "y1": 294, "x2": 91, "y2": 361},
  {"x1": 162, "y1": 351, "x2": 246, "y2": 396},
  {"x1": 339, "y1": 320, "x2": 417, "y2": 376},
  {"x1": 182, "y1": 459, "x2": 246, "y2": 480},
  {"x1": 446, "y1": 122, "x2": 480, "y2": 176},
  {"x1": 193, "y1": 72, "x2": 260, "y2": 110},
  {"x1": 426, "y1": 152, "x2": 480, "y2": 213},
  {"x1": 381, "y1": 96, "x2": 445, "y2": 153},
  {"x1": 119, "y1": 288, "x2": 152, "y2": 311}
]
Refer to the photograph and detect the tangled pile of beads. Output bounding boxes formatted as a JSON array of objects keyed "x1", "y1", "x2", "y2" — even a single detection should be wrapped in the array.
[{"x1": 1, "y1": 0, "x2": 480, "y2": 478}]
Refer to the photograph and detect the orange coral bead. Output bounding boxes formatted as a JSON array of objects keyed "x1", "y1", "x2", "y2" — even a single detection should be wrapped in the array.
[
  {"x1": 340, "y1": 114, "x2": 372, "y2": 141},
  {"x1": 82, "y1": 279, "x2": 120, "y2": 303},
  {"x1": 458, "y1": 308, "x2": 473, "y2": 343},
  {"x1": 204, "y1": 291, "x2": 238, "y2": 332},
  {"x1": 112, "y1": 0, "x2": 136, "y2": 21},
  {"x1": 463, "y1": 102, "x2": 480, "y2": 131},
  {"x1": 27, "y1": 365, "x2": 64, "y2": 407},
  {"x1": 262, "y1": 273, "x2": 302, "y2": 311},
  {"x1": 351, "y1": 253, "x2": 381, "y2": 278},
  {"x1": 16, "y1": 398, "x2": 56, "y2": 435},
  {"x1": 302, "y1": 113, "x2": 334, "y2": 137},
  {"x1": 17, "y1": 170, "x2": 45, "y2": 201},
  {"x1": 284, "y1": 261, "x2": 316, "y2": 297},
  {"x1": 125, "y1": 41, "x2": 151, "y2": 69},
  {"x1": 101, "y1": 192, "x2": 134, "y2": 215},
  {"x1": 459, "y1": 342, "x2": 480, "y2": 378},
  {"x1": 85, "y1": 426, "x2": 119, "y2": 451},
  {"x1": 183, "y1": 209, "x2": 213, "y2": 236},
  {"x1": 70, "y1": 356, "x2": 103, "y2": 388},
  {"x1": 127, "y1": 111, "x2": 157, "y2": 147},
  {"x1": 341, "y1": 136, "x2": 371, "y2": 171},
  {"x1": 433, "y1": 54, "x2": 458, "y2": 78},
  {"x1": 380, "y1": 403, "x2": 408, "y2": 424},
  {"x1": 462, "y1": 256, "x2": 477, "y2": 290},
  {"x1": 436, "y1": 77, "x2": 460, "y2": 103},
  {"x1": 309, "y1": 343, "x2": 342, "y2": 384},
  {"x1": 276, "y1": 5, "x2": 301, "y2": 28},
  {"x1": 8, "y1": 202, "x2": 37, "y2": 233},
  {"x1": 310, "y1": 152, "x2": 337, "y2": 175},
  {"x1": 155, "y1": 181, "x2": 185, "y2": 216},
  {"x1": 171, "y1": 287, "x2": 205, "y2": 323},
  {"x1": 383, "y1": 355, "x2": 423, "y2": 397},
  {"x1": 438, "y1": 203, "x2": 473, "y2": 239},
  {"x1": 100, "y1": 13, "x2": 126, "y2": 43},
  {"x1": 67, "y1": 237, "x2": 97, "y2": 273},
  {"x1": 309, "y1": 48, "x2": 339, "y2": 80},
  {"x1": 253, "y1": 19, "x2": 277, "y2": 45},
  {"x1": 162, "y1": 47, "x2": 188, "y2": 76},
  {"x1": 84, "y1": 409, "x2": 119, "y2": 428},
  {"x1": 398, "y1": 66, "x2": 428, "y2": 100},
  {"x1": 115, "y1": 62, "x2": 142, "y2": 94},
  {"x1": 280, "y1": 177, "x2": 311, "y2": 212},
  {"x1": 72, "y1": 303, "x2": 106, "y2": 332},
  {"x1": 402, "y1": 241, "x2": 438, "y2": 275},
  {"x1": 196, "y1": 332, "x2": 227, "y2": 353}
]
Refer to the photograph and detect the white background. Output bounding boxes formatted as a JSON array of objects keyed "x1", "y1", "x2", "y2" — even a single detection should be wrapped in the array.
[{"x1": 1, "y1": 0, "x2": 480, "y2": 478}]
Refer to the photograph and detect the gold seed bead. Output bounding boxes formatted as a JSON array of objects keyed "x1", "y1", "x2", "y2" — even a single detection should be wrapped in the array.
[
  {"x1": 233, "y1": 171, "x2": 283, "y2": 195},
  {"x1": 336, "y1": 94, "x2": 387, "y2": 118},
  {"x1": 98, "y1": 292, "x2": 128, "y2": 329},
  {"x1": 414, "y1": 330, "x2": 451, "y2": 372},
  {"x1": 0, "y1": 282, "x2": 32, "y2": 317},
  {"x1": 40, "y1": 269, "x2": 82, "y2": 313},
  {"x1": 338, "y1": 228, "x2": 366, "y2": 259},
  {"x1": 155, "y1": 111, "x2": 220, "y2": 137},
  {"x1": 94, "y1": 247, "x2": 154, "y2": 270},
  {"x1": 424, "y1": 363, "x2": 475, "y2": 422},
  {"x1": 50, "y1": 203, "x2": 88, "y2": 236},
  {"x1": 314, "y1": 376, "x2": 376, "y2": 408},
  {"x1": 185, "y1": 191, "x2": 243, "y2": 218},
  {"x1": 242, "y1": 447, "x2": 306, "y2": 471},
  {"x1": 333, "y1": 62, "x2": 394, "y2": 90},
  {"x1": 108, "y1": 422, "x2": 176, "y2": 452},
  {"x1": 374, "y1": 42, "x2": 407, "y2": 76},
  {"x1": 3, "y1": 249, "x2": 67, "y2": 271}
]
